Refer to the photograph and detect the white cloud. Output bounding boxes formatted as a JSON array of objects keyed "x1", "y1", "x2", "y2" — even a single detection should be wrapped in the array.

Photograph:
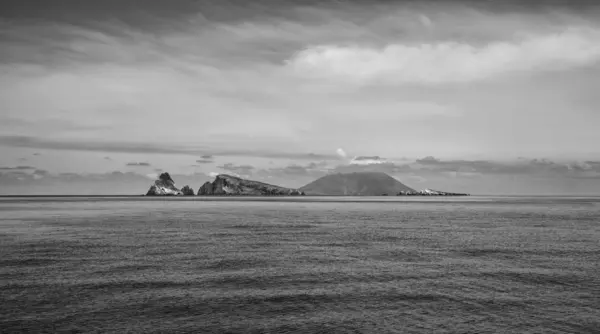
[
  {"x1": 286, "y1": 28, "x2": 600, "y2": 84},
  {"x1": 208, "y1": 172, "x2": 219, "y2": 178},
  {"x1": 350, "y1": 156, "x2": 386, "y2": 165},
  {"x1": 336, "y1": 148, "x2": 347, "y2": 158}
]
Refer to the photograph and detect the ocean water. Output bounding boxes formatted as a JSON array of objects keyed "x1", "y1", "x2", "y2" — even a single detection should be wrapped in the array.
[{"x1": 1, "y1": 196, "x2": 599, "y2": 333}]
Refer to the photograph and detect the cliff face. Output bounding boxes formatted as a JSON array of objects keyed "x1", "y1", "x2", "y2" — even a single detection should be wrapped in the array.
[
  {"x1": 146, "y1": 173, "x2": 183, "y2": 196},
  {"x1": 197, "y1": 174, "x2": 304, "y2": 196},
  {"x1": 197, "y1": 182, "x2": 214, "y2": 195}
]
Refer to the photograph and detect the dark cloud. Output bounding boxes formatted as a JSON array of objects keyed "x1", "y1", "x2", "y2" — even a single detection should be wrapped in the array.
[
  {"x1": 414, "y1": 156, "x2": 600, "y2": 178},
  {"x1": 0, "y1": 0, "x2": 202, "y2": 28},
  {"x1": 1, "y1": 135, "x2": 208, "y2": 155},
  {"x1": 0, "y1": 165, "x2": 36, "y2": 170},
  {"x1": 33, "y1": 152, "x2": 41, "y2": 156},
  {"x1": 1, "y1": 169, "x2": 213, "y2": 195},
  {"x1": 201, "y1": 155, "x2": 213, "y2": 159},
  {"x1": 353, "y1": 156, "x2": 384, "y2": 161},
  {"x1": 0, "y1": 116, "x2": 108, "y2": 132},
  {"x1": 306, "y1": 161, "x2": 328, "y2": 169},
  {"x1": 195, "y1": 159, "x2": 213, "y2": 164},
  {"x1": 416, "y1": 156, "x2": 440, "y2": 164},
  {"x1": 260, "y1": 156, "x2": 600, "y2": 182},
  {"x1": 2, "y1": 0, "x2": 596, "y2": 23},
  {"x1": 18, "y1": 157, "x2": 28, "y2": 162},
  {"x1": 415, "y1": 157, "x2": 505, "y2": 173},
  {"x1": 257, "y1": 160, "x2": 412, "y2": 181},
  {"x1": 0, "y1": 0, "x2": 355, "y2": 25},
  {"x1": 0, "y1": 136, "x2": 338, "y2": 160},
  {"x1": 0, "y1": 171, "x2": 29, "y2": 176},
  {"x1": 126, "y1": 162, "x2": 151, "y2": 167},
  {"x1": 104, "y1": 156, "x2": 112, "y2": 160},
  {"x1": 58, "y1": 172, "x2": 81, "y2": 178},
  {"x1": 33, "y1": 169, "x2": 49, "y2": 176}
]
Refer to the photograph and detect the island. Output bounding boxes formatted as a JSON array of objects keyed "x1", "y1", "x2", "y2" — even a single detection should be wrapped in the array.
[
  {"x1": 145, "y1": 171, "x2": 469, "y2": 196},
  {"x1": 197, "y1": 174, "x2": 304, "y2": 196}
]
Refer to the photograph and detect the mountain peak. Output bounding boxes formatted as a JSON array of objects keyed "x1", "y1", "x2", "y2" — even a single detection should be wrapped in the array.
[
  {"x1": 300, "y1": 171, "x2": 415, "y2": 196},
  {"x1": 146, "y1": 172, "x2": 182, "y2": 196},
  {"x1": 158, "y1": 172, "x2": 174, "y2": 183}
]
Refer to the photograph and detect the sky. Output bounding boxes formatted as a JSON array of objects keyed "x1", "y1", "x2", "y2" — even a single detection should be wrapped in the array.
[{"x1": 1, "y1": 0, "x2": 600, "y2": 195}]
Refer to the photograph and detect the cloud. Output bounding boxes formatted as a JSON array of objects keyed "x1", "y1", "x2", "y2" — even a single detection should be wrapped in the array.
[
  {"x1": 287, "y1": 28, "x2": 600, "y2": 85},
  {"x1": 2, "y1": 1, "x2": 600, "y2": 186},
  {"x1": 336, "y1": 148, "x2": 347, "y2": 158},
  {"x1": 417, "y1": 156, "x2": 440, "y2": 163},
  {"x1": 0, "y1": 166, "x2": 36, "y2": 170},
  {"x1": 0, "y1": 170, "x2": 212, "y2": 195},
  {"x1": 145, "y1": 173, "x2": 159, "y2": 180},
  {"x1": 407, "y1": 174, "x2": 427, "y2": 183},
  {"x1": 201, "y1": 155, "x2": 213, "y2": 159},
  {"x1": 104, "y1": 156, "x2": 112, "y2": 160},
  {"x1": 261, "y1": 161, "x2": 330, "y2": 177},
  {"x1": 217, "y1": 163, "x2": 255, "y2": 176},
  {"x1": 258, "y1": 156, "x2": 600, "y2": 181},
  {"x1": 195, "y1": 159, "x2": 214, "y2": 164},
  {"x1": 126, "y1": 162, "x2": 151, "y2": 167},
  {"x1": 31, "y1": 169, "x2": 50, "y2": 180},
  {"x1": 257, "y1": 159, "x2": 412, "y2": 182},
  {"x1": 0, "y1": 116, "x2": 109, "y2": 135},
  {"x1": 418, "y1": 14, "x2": 433, "y2": 28},
  {"x1": 0, "y1": 136, "x2": 339, "y2": 160},
  {"x1": 306, "y1": 161, "x2": 329, "y2": 169},
  {"x1": 333, "y1": 162, "x2": 412, "y2": 175},
  {"x1": 350, "y1": 156, "x2": 386, "y2": 165},
  {"x1": 413, "y1": 156, "x2": 600, "y2": 178}
]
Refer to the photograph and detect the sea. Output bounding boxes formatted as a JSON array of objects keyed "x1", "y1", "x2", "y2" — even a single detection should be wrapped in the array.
[{"x1": 1, "y1": 196, "x2": 599, "y2": 333}]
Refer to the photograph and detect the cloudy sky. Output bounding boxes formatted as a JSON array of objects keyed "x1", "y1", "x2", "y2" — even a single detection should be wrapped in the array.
[{"x1": 1, "y1": 0, "x2": 600, "y2": 195}]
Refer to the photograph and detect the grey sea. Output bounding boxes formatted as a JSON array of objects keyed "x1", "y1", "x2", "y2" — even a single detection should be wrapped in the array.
[{"x1": 1, "y1": 196, "x2": 599, "y2": 333}]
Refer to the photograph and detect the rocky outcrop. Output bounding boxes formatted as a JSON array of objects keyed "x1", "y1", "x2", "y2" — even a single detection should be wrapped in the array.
[
  {"x1": 397, "y1": 189, "x2": 470, "y2": 196},
  {"x1": 146, "y1": 172, "x2": 183, "y2": 196},
  {"x1": 181, "y1": 185, "x2": 195, "y2": 196},
  {"x1": 198, "y1": 174, "x2": 304, "y2": 196},
  {"x1": 197, "y1": 182, "x2": 214, "y2": 195}
]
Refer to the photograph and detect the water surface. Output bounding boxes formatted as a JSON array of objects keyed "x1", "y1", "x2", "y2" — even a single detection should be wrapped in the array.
[{"x1": 1, "y1": 197, "x2": 599, "y2": 333}]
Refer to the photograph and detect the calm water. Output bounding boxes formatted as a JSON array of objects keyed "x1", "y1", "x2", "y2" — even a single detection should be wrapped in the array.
[{"x1": 1, "y1": 196, "x2": 599, "y2": 333}]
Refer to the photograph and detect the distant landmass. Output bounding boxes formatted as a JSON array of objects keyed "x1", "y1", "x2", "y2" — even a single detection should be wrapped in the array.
[
  {"x1": 397, "y1": 189, "x2": 470, "y2": 196},
  {"x1": 197, "y1": 174, "x2": 304, "y2": 196},
  {"x1": 300, "y1": 172, "x2": 415, "y2": 196},
  {"x1": 145, "y1": 171, "x2": 469, "y2": 196}
]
